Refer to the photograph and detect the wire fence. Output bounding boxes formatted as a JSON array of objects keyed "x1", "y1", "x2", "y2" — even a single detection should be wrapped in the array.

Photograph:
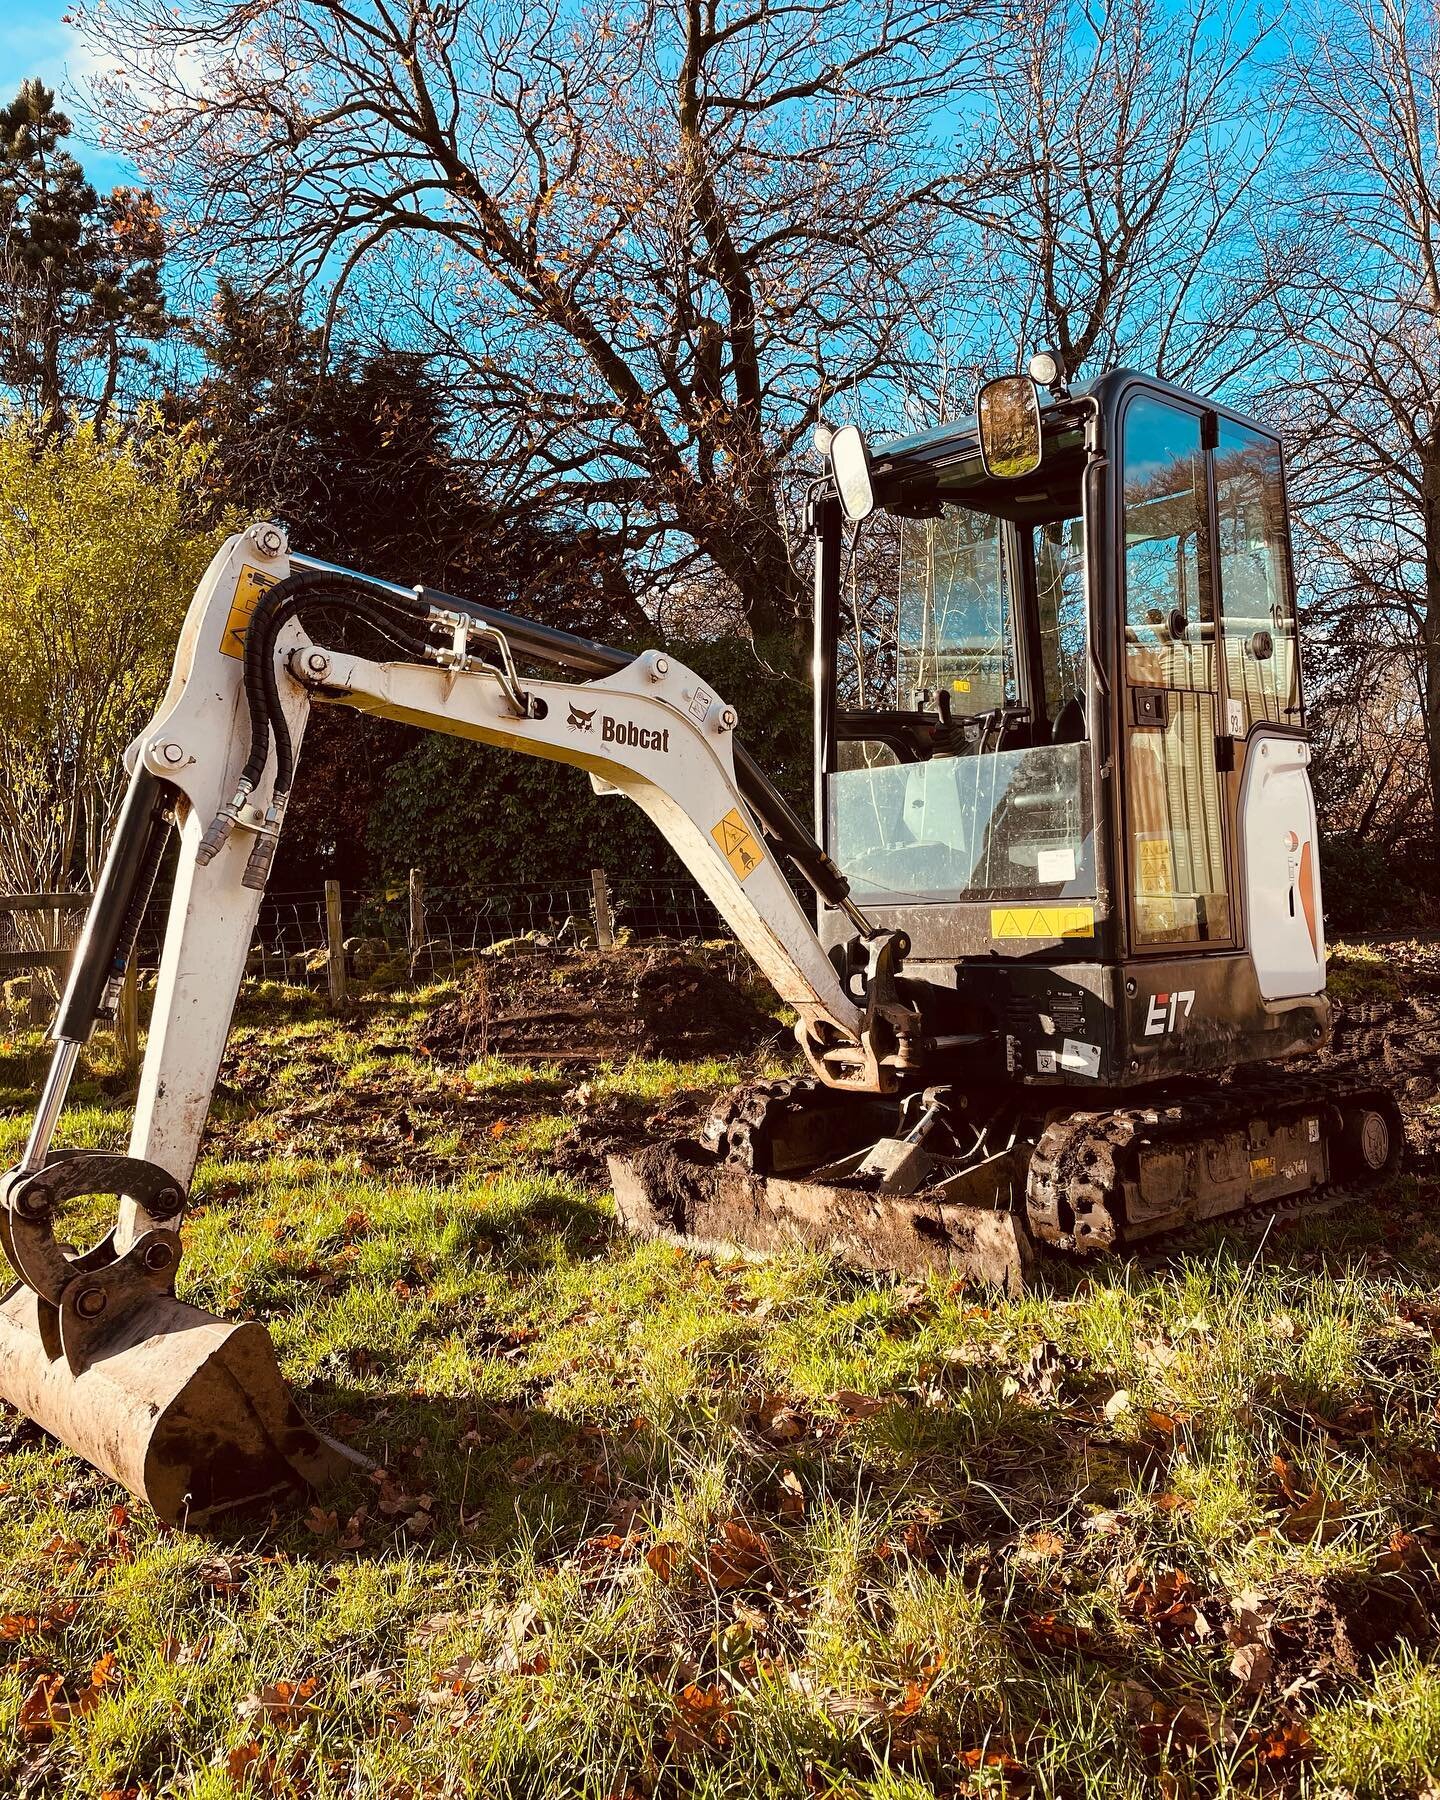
[
  {"x1": 244, "y1": 876, "x2": 731, "y2": 985},
  {"x1": 1, "y1": 873, "x2": 737, "y2": 1004}
]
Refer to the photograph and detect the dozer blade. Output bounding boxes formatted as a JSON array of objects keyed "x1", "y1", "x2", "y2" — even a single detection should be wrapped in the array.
[
  {"x1": 0, "y1": 1281, "x2": 361, "y2": 1527},
  {"x1": 610, "y1": 1145, "x2": 1031, "y2": 1293}
]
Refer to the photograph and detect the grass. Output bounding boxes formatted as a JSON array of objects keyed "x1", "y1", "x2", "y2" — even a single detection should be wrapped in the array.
[{"x1": 0, "y1": 948, "x2": 1437, "y2": 1798}]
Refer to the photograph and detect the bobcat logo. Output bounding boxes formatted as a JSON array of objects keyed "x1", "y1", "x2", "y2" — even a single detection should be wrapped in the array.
[{"x1": 567, "y1": 703, "x2": 597, "y2": 732}]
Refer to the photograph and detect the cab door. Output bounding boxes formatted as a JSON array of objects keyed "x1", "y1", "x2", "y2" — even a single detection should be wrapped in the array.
[
  {"x1": 1212, "y1": 420, "x2": 1323, "y2": 998},
  {"x1": 1118, "y1": 393, "x2": 1235, "y2": 951}
]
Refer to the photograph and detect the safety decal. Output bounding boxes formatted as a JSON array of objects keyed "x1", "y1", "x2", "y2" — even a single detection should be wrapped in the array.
[
  {"x1": 711, "y1": 808, "x2": 764, "y2": 882},
  {"x1": 989, "y1": 905, "x2": 1095, "y2": 940},
  {"x1": 220, "y1": 565, "x2": 278, "y2": 659}
]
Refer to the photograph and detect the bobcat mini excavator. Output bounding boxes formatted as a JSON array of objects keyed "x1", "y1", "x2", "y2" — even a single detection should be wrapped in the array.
[{"x1": 0, "y1": 364, "x2": 1402, "y2": 1523}]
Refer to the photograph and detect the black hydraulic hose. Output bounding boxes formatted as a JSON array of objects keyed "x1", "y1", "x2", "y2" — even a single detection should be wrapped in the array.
[
  {"x1": 239, "y1": 571, "x2": 429, "y2": 793},
  {"x1": 53, "y1": 766, "x2": 176, "y2": 1042},
  {"x1": 256, "y1": 592, "x2": 430, "y2": 796}
]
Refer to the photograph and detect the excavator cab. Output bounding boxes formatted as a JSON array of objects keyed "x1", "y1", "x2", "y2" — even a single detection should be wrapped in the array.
[{"x1": 811, "y1": 367, "x2": 1327, "y2": 1090}]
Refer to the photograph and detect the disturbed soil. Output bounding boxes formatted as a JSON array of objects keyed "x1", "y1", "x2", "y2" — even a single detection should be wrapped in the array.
[
  {"x1": 1318, "y1": 939, "x2": 1440, "y2": 1154},
  {"x1": 417, "y1": 941, "x2": 786, "y2": 1066}
]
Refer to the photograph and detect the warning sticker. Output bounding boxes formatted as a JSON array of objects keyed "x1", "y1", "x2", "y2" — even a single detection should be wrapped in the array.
[
  {"x1": 989, "y1": 905, "x2": 1095, "y2": 940},
  {"x1": 219, "y1": 564, "x2": 278, "y2": 659},
  {"x1": 1137, "y1": 835, "x2": 1174, "y2": 896},
  {"x1": 711, "y1": 808, "x2": 764, "y2": 882}
]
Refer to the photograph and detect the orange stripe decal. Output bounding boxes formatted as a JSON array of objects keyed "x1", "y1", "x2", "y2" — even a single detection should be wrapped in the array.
[{"x1": 1298, "y1": 839, "x2": 1318, "y2": 957}]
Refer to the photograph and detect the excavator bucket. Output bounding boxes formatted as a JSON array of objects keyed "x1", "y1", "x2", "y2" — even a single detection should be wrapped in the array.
[
  {"x1": 0, "y1": 1285, "x2": 358, "y2": 1527},
  {"x1": 0, "y1": 1152, "x2": 361, "y2": 1527}
]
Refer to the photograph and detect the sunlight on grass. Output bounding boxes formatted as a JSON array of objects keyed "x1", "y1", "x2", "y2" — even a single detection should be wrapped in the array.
[{"x1": 1, "y1": 974, "x2": 1437, "y2": 1797}]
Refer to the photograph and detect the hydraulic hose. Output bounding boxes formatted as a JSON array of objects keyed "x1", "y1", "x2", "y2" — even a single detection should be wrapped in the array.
[{"x1": 198, "y1": 569, "x2": 431, "y2": 875}]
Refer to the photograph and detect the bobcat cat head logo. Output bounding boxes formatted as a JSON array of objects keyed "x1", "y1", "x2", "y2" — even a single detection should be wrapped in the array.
[{"x1": 567, "y1": 703, "x2": 597, "y2": 732}]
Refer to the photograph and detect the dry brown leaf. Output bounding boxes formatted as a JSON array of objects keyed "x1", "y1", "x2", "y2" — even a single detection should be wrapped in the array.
[
  {"x1": 646, "y1": 1541, "x2": 682, "y2": 1583},
  {"x1": 236, "y1": 1676, "x2": 319, "y2": 1728},
  {"x1": 828, "y1": 1389, "x2": 887, "y2": 1421},
  {"x1": 225, "y1": 1740, "x2": 263, "y2": 1781},
  {"x1": 1229, "y1": 1641, "x2": 1273, "y2": 1692},
  {"x1": 1019, "y1": 1528, "x2": 1066, "y2": 1560},
  {"x1": 17, "y1": 1673, "x2": 65, "y2": 1743},
  {"x1": 752, "y1": 1392, "x2": 805, "y2": 1442},
  {"x1": 776, "y1": 1469, "x2": 805, "y2": 1517},
  {"x1": 666, "y1": 1681, "x2": 733, "y2": 1755},
  {"x1": 691, "y1": 1518, "x2": 774, "y2": 1591},
  {"x1": 303, "y1": 1505, "x2": 338, "y2": 1538}
]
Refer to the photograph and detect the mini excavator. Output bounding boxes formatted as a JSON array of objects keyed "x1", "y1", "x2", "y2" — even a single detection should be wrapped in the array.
[{"x1": 0, "y1": 363, "x2": 1402, "y2": 1523}]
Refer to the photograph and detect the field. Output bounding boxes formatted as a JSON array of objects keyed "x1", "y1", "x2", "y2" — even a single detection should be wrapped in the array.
[{"x1": 1, "y1": 941, "x2": 1438, "y2": 1799}]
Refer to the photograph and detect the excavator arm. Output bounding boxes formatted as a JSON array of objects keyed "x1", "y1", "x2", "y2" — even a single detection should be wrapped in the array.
[{"x1": 0, "y1": 524, "x2": 919, "y2": 1523}]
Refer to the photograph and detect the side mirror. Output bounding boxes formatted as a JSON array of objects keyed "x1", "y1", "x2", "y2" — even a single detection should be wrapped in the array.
[
  {"x1": 976, "y1": 374, "x2": 1043, "y2": 480},
  {"x1": 828, "y1": 424, "x2": 875, "y2": 522}
]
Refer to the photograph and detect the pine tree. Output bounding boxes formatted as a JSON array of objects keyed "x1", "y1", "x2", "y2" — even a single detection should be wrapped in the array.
[{"x1": 0, "y1": 79, "x2": 168, "y2": 434}]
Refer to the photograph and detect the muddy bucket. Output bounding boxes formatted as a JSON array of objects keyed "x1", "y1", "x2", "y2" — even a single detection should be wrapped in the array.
[
  {"x1": 0, "y1": 1282, "x2": 360, "y2": 1526},
  {"x1": 0, "y1": 1151, "x2": 361, "y2": 1526}
]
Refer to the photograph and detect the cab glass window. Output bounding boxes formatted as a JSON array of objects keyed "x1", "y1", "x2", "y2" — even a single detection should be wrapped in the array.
[
  {"x1": 1215, "y1": 421, "x2": 1300, "y2": 728},
  {"x1": 895, "y1": 509, "x2": 1016, "y2": 711},
  {"x1": 1122, "y1": 395, "x2": 1230, "y2": 946}
]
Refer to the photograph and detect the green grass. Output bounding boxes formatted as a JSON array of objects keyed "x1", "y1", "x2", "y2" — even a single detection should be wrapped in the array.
[{"x1": 0, "y1": 962, "x2": 1438, "y2": 1798}]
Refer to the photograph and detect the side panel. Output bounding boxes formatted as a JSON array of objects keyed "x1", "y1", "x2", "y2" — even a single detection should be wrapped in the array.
[{"x1": 1238, "y1": 734, "x2": 1324, "y2": 999}]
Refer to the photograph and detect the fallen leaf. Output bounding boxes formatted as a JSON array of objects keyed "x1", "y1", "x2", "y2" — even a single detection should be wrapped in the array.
[
  {"x1": 304, "y1": 1505, "x2": 337, "y2": 1538},
  {"x1": 236, "y1": 1677, "x2": 319, "y2": 1728},
  {"x1": 17, "y1": 1673, "x2": 65, "y2": 1743},
  {"x1": 694, "y1": 1519, "x2": 773, "y2": 1591},
  {"x1": 1229, "y1": 1641, "x2": 1273, "y2": 1692},
  {"x1": 1019, "y1": 1528, "x2": 1066, "y2": 1560},
  {"x1": 776, "y1": 1469, "x2": 805, "y2": 1517},
  {"x1": 646, "y1": 1541, "x2": 682, "y2": 1583},
  {"x1": 666, "y1": 1682, "x2": 733, "y2": 1754},
  {"x1": 225, "y1": 1740, "x2": 263, "y2": 1781},
  {"x1": 828, "y1": 1389, "x2": 887, "y2": 1421}
]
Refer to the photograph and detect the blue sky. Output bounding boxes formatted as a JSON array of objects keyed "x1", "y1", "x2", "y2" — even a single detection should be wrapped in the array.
[{"x1": 1, "y1": 0, "x2": 135, "y2": 187}]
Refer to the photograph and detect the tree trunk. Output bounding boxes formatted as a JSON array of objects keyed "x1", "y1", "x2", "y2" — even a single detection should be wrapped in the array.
[{"x1": 1422, "y1": 436, "x2": 1440, "y2": 860}]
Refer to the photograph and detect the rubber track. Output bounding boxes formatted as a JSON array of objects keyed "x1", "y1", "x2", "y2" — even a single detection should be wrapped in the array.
[{"x1": 1025, "y1": 1070, "x2": 1397, "y2": 1253}]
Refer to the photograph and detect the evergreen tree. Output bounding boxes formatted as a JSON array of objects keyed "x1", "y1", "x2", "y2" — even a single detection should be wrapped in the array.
[{"x1": 0, "y1": 79, "x2": 168, "y2": 434}]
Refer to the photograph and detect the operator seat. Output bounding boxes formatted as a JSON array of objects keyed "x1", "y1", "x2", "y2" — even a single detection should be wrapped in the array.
[{"x1": 1051, "y1": 694, "x2": 1086, "y2": 744}]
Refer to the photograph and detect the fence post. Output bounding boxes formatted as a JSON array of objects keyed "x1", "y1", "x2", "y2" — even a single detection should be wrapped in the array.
[
  {"x1": 325, "y1": 880, "x2": 348, "y2": 1010},
  {"x1": 26, "y1": 971, "x2": 47, "y2": 1030},
  {"x1": 117, "y1": 961, "x2": 139, "y2": 1072},
  {"x1": 590, "y1": 868, "x2": 614, "y2": 951},
  {"x1": 408, "y1": 868, "x2": 426, "y2": 974}
]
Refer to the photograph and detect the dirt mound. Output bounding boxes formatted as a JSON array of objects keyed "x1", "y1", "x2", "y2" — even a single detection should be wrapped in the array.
[
  {"x1": 1316, "y1": 944, "x2": 1440, "y2": 1154},
  {"x1": 416, "y1": 942, "x2": 787, "y2": 1065}
]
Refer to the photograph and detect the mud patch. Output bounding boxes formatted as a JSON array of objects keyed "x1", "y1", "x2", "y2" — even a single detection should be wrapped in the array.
[
  {"x1": 417, "y1": 943, "x2": 788, "y2": 1066},
  {"x1": 1268, "y1": 1573, "x2": 1433, "y2": 1692},
  {"x1": 1320, "y1": 942, "x2": 1440, "y2": 1154}
]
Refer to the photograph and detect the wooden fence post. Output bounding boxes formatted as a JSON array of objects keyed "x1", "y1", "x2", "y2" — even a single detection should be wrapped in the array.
[
  {"x1": 408, "y1": 868, "x2": 426, "y2": 974},
  {"x1": 26, "y1": 971, "x2": 47, "y2": 1030},
  {"x1": 117, "y1": 961, "x2": 139, "y2": 1072},
  {"x1": 591, "y1": 868, "x2": 614, "y2": 950},
  {"x1": 325, "y1": 880, "x2": 348, "y2": 1009}
]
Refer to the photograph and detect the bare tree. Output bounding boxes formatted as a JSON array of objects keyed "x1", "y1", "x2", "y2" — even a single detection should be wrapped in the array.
[
  {"x1": 906, "y1": 0, "x2": 1287, "y2": 412},
  {"x1": 77, "y1": 0, "x2": 985, "y2": 655},
  {"x1": 1274, "y1": 0, "x2": 1440, "y2": 846}
]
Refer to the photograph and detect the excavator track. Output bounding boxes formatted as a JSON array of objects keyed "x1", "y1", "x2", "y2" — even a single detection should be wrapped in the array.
[{"x1": 1025, "y1": 1072, "x2": 1404, "y2": 1252}]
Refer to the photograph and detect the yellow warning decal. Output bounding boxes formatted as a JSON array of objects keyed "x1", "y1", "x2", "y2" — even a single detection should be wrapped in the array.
[
  {"x1": 1250, "y1": 1154, "x2": 1276, "y2": 1181},
  {"x1": 219, "y1": 564, "x2": 278, "y2": 659},
  {"x1": 990, "y1": 904, "x2": 1095, "y2": 940},
  {"x1": 711, "y1": 807, "x2": 765, "y2": 882}
]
